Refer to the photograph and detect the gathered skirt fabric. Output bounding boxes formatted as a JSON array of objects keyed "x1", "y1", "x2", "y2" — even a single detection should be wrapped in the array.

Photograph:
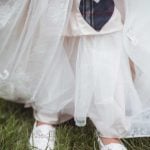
[
  {"x1": 64, "y1": 32, "x2": 150, "y2": 138},
  {"x1": 1, "y1": 0, "x2": 150, "y2": 138}
]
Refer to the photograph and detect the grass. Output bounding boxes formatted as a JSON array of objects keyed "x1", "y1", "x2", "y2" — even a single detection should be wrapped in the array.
[{"x1": 0, "y1": 99, "x2": 150, "y2": 150}]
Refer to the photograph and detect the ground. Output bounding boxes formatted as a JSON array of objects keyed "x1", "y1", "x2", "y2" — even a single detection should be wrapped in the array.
[{"x1": 0, "y1": 99, "x2": 150, "y2": 150}]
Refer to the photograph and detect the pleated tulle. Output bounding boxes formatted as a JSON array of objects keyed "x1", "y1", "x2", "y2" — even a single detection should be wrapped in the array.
[
  {"x1": 64, "y1": 31, "x2": 150, "y2": 137},
  {"x1": 1, "y1": 0, "x2": 150, "y2": 138},
  {"x1": 0, "y1": 0, "x2": 74, "y2": 112}
]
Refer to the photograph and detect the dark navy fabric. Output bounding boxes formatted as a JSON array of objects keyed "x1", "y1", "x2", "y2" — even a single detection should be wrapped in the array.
[{"x1": 79, "y1": 0, "x2": 115, "y2": 31}]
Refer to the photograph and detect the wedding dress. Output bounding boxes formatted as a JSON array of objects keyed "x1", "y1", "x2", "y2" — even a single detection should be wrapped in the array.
[{"x1": 0, "y1": 0, "x2": 150, "y2": 138}]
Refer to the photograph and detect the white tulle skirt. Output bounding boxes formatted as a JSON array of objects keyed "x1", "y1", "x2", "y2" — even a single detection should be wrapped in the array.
[
  {"x1": 1, "y1": 0, "x2": 150, "y2": 138},
  {"x1": 64, "y1": 32, "x2": 150, "y2": 138}
]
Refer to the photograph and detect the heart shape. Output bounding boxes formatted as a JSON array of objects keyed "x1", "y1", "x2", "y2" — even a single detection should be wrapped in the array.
[{"x1": 79, "y1": 0, "x2": 115, "y2": 31}]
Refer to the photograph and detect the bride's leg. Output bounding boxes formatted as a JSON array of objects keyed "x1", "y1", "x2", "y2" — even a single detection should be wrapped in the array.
[
  {"x1": 99, "y1": 137, "x2": 122, "y2": 144},
  {"x1": 100, "y1": 59, "x2": 135, "y2": 144},
  {"x1": 88, "y1": 52, "x2": 128, "y2": 147}
]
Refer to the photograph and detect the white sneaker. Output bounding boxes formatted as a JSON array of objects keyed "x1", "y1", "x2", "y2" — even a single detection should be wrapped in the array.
[
  {"x1": 97, "y1": 138, "x2": 127, "y2": 150},
  {"x1": 29, "y1": 121, "x2": 56, "y2": 150}
]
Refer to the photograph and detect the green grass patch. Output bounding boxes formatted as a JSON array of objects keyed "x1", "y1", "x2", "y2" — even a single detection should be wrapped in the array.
[{"x1": 0, "y1": 99, "x2": 150, "y2": 150}]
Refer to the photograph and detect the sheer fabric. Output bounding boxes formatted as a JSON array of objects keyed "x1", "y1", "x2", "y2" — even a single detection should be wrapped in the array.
[
  {"x1": 0, "y1": 0, "x2": 74, "y2": 113},
  {"x1": 0, "y1": 0, "x2": 150, "y2": 138}
]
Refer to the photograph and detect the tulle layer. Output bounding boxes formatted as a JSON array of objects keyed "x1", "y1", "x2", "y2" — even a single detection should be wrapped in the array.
[
  {"x1": 0, "y1": 0, "x2": 74, "y2": 112},
  {"x1": 0, "y1": 0, "x2": 150, "y2": 138},
  {"x1": 64, "y1": 32, "x2": 150, "y2": 137}
]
